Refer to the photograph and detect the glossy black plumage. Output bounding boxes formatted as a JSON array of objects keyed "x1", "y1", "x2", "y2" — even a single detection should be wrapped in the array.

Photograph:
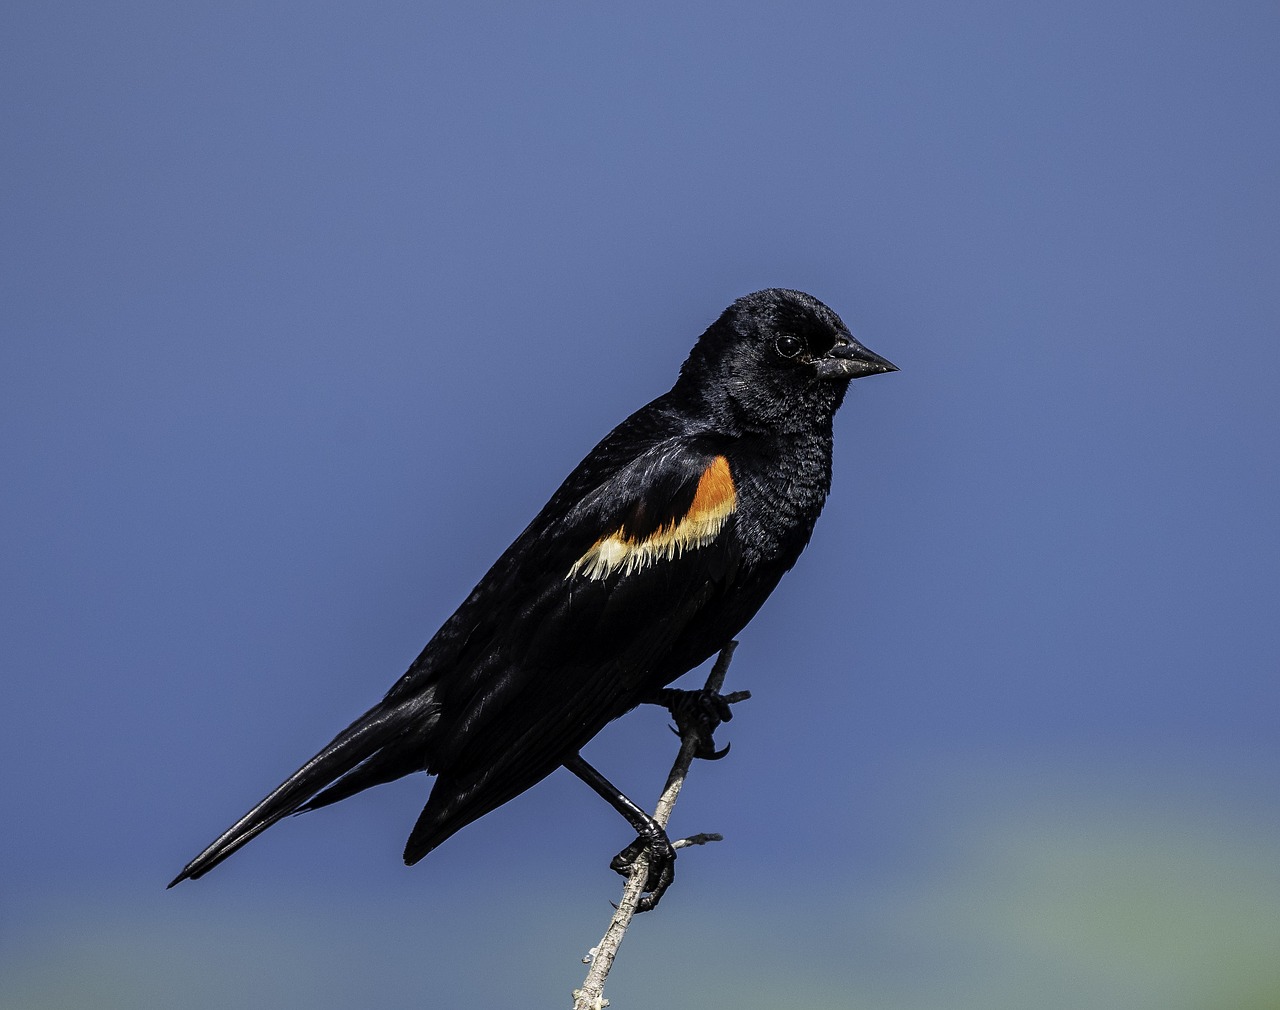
[{"x1": 170, "y1": 288, "x2": 896, "y2": 897}]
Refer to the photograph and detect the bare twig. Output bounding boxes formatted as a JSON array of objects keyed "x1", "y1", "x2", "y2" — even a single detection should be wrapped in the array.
[{"x1": 572, "y1": 641, "x2": 740, "y2": 1010}]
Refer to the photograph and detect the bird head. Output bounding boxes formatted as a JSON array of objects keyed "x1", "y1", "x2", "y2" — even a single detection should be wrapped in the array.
[{"x1": 676, "y1": 288, "x2": 897, "y2": 433}]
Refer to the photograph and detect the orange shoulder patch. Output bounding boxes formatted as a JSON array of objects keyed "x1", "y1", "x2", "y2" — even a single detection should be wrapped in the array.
[
  {"x1": 687, "y1": 455, "x2": 736, "y2": 527},
  {"x1": 569, "y1": 455, "x2": 737, "y2": 581}
]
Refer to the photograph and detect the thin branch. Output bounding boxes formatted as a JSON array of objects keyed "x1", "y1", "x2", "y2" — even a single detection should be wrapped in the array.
[{"x1": 572, "y1": 641, "x2": 739, "y2": 1010}]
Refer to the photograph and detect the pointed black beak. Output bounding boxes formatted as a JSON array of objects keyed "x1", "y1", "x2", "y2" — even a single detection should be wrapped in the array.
[{"x1": 813, "y1": 335, "x2": 899, "y2": 380}]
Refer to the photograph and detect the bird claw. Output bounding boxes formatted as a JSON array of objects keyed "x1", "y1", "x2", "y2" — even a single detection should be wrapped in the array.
[
  {"x1": 610, "y1": 830, "x2": 677, "y2": 913},
  {"x1": 656, "y1": 687, "x2": 750, "y2": 761},
  {"x1": 700, "y1": 739, "x2": 731, "y2": 760}
]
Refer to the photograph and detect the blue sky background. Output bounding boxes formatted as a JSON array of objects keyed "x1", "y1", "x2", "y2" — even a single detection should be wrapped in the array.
[{"x1": 3, "y1": 3, "x2": 1279, "y2": 1007}]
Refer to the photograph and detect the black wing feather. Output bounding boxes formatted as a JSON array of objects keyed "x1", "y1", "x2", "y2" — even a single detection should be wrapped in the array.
[{"x1": 400, "y1": 434, "x2": 746, "y2": 860}]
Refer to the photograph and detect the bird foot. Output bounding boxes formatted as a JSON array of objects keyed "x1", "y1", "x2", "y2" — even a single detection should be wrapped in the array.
[
  {"x1": 610, "y1": 827, "x2": 677, "y2": 913},
  {"x1": 653, "y1": 687, "x2": 751, "y2": 760}
]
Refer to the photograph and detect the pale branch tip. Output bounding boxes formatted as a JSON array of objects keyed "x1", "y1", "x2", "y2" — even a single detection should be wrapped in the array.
[{"x1": 672, "y1": 832, "x2": 723, "y2": 849}]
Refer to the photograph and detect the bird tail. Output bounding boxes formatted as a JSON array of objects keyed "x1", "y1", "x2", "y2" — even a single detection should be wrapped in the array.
[{"x1": 167, "y1": 693, "x2": 435, "y2": 887}]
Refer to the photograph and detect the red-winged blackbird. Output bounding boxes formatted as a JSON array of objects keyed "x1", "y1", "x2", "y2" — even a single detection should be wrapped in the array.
[{"x1": 170, "y1": 288, "x2": 896, "y2": 909}]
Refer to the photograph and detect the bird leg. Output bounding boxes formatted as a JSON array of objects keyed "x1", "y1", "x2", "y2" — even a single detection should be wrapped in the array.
[
  {"x1": 647, "y1": 686, "x2": 752, "y2": 760},
  {"x1": 564, "y1": 754, "x2": 677, "y2": 913}
]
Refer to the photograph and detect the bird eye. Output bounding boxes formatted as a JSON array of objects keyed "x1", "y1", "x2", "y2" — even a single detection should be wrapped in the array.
[{"x1": 774, "y1": 335, "x2": 803, "y2": 359}]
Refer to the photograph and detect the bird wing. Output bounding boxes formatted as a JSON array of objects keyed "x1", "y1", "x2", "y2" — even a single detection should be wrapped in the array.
[
  {"x1": 171, "y1": 424, "x2": 756, "y2": 884},
  {"x1": 399, "y1": 431, "x2": 752, "y2": 861}
]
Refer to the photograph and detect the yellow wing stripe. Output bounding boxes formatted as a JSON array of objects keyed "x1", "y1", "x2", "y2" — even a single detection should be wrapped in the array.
[{"x1": 569, "y1": 455, "x2": 737, "y2": 581}]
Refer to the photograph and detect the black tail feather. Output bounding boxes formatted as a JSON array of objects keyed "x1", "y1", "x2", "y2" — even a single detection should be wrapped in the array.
[
  {"x1": 299, "y1": 733, "x2": 429, "y2": 813},
  {"x1": 168, "y1": 696, "x2": 432, "y2": 887},
  {"x1": 401, "y1": 759, "x2": 550, "y2": 867}
]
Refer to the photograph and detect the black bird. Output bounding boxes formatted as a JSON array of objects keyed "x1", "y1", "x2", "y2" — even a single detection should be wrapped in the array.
[{"x1": 169, "y1": 288, "x2": 896, "y2": 909}]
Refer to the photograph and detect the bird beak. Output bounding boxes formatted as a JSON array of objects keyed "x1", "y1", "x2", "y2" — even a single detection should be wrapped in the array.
[{"x1": 813, "y1": 335, "x2": 899, "y2": 380}]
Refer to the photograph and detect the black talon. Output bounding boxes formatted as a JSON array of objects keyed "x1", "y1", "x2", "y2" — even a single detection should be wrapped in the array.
[
  {"x1": 565, "y1": 754, "x2": 679, "y2": 912},
  {"x1": 609, "y1": 837, "x2": 645, "y2": 874},
  {"x1": 609, "y1": 829, "x2": 676, "y2": 904},
  {"x1": 649, "y1": 687, "x2": 750, "y2": 760},
  {"x1": 611, "y1": 833, "x2": 677, "y2": 912},
  {"x1": 702, "y1": 739, "x2": 731, "y2": 760}
]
